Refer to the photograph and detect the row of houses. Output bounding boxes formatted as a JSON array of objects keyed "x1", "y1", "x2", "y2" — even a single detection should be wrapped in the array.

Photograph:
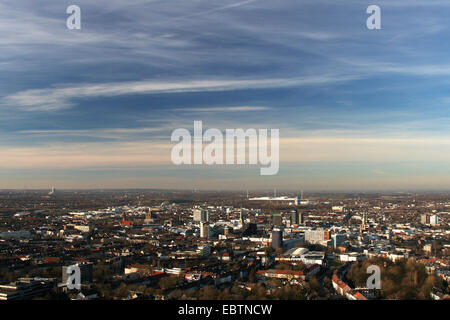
[
  {"x1": 256, "y1": 264, "x2": 320, "y2": 281},
  {"x1": 332, "y1": 273, "x2": 370, "y2": 300}
]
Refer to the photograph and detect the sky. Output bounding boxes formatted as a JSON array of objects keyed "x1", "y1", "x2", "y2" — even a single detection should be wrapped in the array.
[{"x1": 1, "y1": 0, "x2": 450, "y2": 191}]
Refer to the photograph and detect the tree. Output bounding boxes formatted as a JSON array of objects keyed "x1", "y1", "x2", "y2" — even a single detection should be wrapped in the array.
[
  {"x1": 115, "y1": 282, "x2": 129, "y2": 299},
  {"x1": 200, "y1": 286, "x2": 217, "y2": 300},
  {"x1": 94, "y1": 264, "x2": 111, "y2": 283},
  {"x1": 309, "y1": 276, "x2": 320, "y2": 292},
  {"x1": 248, "y1": 269, "x2": 256, "y2": 283}
]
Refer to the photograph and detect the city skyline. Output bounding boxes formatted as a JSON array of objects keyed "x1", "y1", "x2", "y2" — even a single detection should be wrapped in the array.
[
  {"x1": 2, "y1": 0, "x2": 450, "y2": 189},
  {"x1": 0, "y1": 189, "x2": 448, "y2": 301}
]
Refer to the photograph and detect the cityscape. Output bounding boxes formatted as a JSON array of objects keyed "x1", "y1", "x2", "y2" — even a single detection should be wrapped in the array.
[
  {"x1": 0, "y1": 188, "x2": 448, "y2": 300},
  {"x1": 1, "y1": 0, "x2": 450, "y2": 307}
]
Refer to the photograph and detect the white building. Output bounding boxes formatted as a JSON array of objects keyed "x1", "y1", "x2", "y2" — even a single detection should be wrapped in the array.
[{"x1": 305, "y1": 229, "x2": 329, "y2": 244}]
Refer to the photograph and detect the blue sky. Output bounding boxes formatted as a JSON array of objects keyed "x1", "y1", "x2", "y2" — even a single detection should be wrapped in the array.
[{"x1": 1, "y1": 0, "x2": 450, "y2": 190}]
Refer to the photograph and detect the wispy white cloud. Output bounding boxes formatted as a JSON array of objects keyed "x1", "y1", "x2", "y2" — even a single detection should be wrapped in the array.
[
  {"x1": 168, "y1": 0, "x2": 260, "y2": 22},
  {"x1": 175, "y1": 106, "x2": 271, "y2": 112},
  {"x1": 338, "y1": 58, "x2": 450, "y2": 77},
  {"x1": 379, "y1": 0, "x2": 450, "y2": 7},
  {"x1": 2, "y1": 75, "x2": 359, "y2": 111},
  {"x1": 15, "y1": 126, "x2": 172, "y2": 141}
]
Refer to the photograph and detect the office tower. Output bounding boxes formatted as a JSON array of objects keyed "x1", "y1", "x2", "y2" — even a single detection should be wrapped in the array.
[
  {"x1": 193, "y1": 209, "x2": 202, "y2": 222},
  {"x1": 290, "y1": 210, "x2": 299, "y2": 225},
  {"x1": 271, "y1": 228, "x2": 283, "y2": 249},
  {"x1": 421, "y1": 214, "x2": 438, "y2": 225},
  {"x1": 193, "y1": 209, "x2": 208, "y2": 222},
  {"x1": 421, "y1": 214, "x2": 429, "y2": 225},
  {"x1": 429, "y1": 215, "x2": 439, "y2": 226},
  {"x1": 332, "y1": 234, "x2": 346, "y2": 248},
  {"x1": 299, "y1": 211, "x2": 305, "y2": 224},
  {"x1": 272, "y1": 213, "x2": 282, "y2": 227},
  {"x1": 62, "y1": 262, "x2": 93, "y2": 286},
  {"x1": 200, "y1": 221, "x2": 208, "y2": 238}
]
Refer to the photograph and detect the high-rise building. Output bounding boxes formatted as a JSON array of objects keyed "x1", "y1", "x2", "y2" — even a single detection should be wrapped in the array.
[
  {"x1": 193, "y1": 209, "x2": 201, "y2": 222},
  {"x1": 421, "y1": 214, "x2": 439, "y2": 225},
  {"x1": 429, "y1": 214, "x2": 439, "y2": 226},
  {"x1": 299, "y1": 211, "x2": 305, "y2": 224},
  {"x1": 331, "y1": 234, "x2": 346, "y2": 248},
  {"x1": 290, "y1": 210, "x2": 299, "y2": 225},
  {"x1": 272, "y1": 213, "x2": 282, "y2": 227},
  {"x1": 421, "y1": 214, "x2": 430, "y2": 225},
  {"x1": 200, "y1": 221, "x2": 209, "y2": 238},
  {"x1": 62, "y1": 262, "x2": 93, "y2": 286},
  {"x1": 193, "y1": 209, "x2": 208, "y2": 222},
  {"x1": 271, "y1": 228, "x2": 283, "y2": 249}
]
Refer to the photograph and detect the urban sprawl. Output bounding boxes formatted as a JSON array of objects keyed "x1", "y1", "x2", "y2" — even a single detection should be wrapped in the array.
[{"x1": 0, "y1": 189, "x2": 449, "y2": 300}]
